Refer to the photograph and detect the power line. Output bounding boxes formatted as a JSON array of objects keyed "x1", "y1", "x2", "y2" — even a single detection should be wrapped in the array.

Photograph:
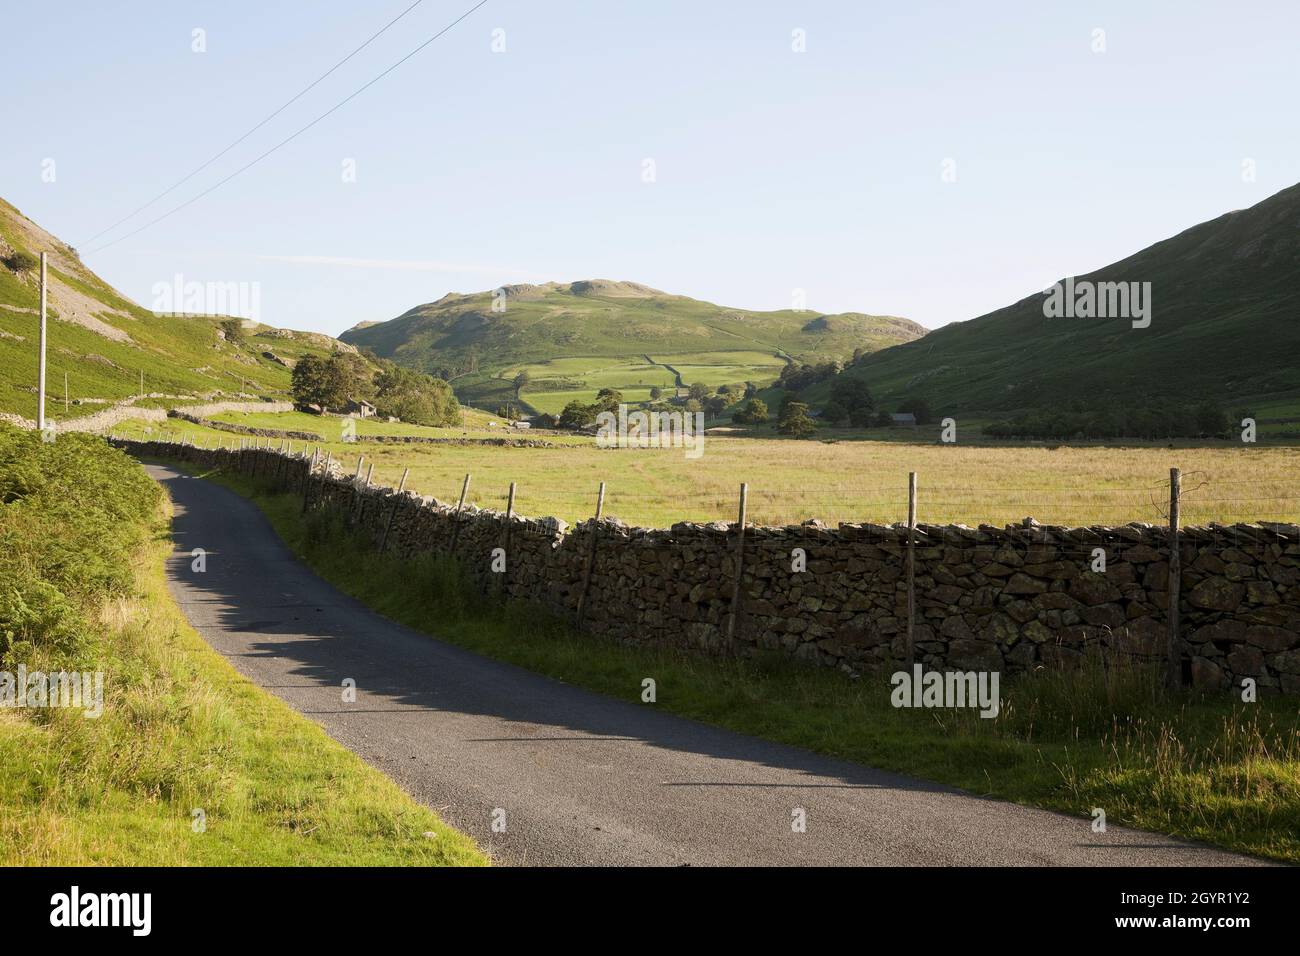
[
  {"x1": 84, "y1": 0, "x2": 489, "y2": 255},
  {"x1": 81, "y1": 0, "x2": 430, "y2": 248}
]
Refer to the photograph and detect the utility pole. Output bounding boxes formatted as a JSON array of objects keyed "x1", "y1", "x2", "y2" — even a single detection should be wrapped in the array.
[
  {"x1": 37, "y1": 253, "x2": 47, "y2": 431},
  {"x1": 64, "y1": 371, "x2": 69, "y2": 413}
]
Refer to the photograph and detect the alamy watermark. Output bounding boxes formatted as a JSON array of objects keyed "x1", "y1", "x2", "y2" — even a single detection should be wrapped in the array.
[
  {"x1": 50, "y1": 886, "x2": 150, "y2": 936},
  {"x1": 1043, "y1": 277, "x2": 1151, "y2": 329},
  {"x1": 595, "y1": 404, "x2": 705, "y2": 459},
  {"x1": 1, "y1": 666, "x2": 104, "y2": 718},
  {"x1": 890, "y1": 665, "x2": 1000, "y2": 718},
  {"x1": 151, "y1": 273, "x2": 261, "y2": 322}
]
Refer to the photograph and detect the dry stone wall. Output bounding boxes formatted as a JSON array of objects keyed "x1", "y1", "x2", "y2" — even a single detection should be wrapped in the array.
[{"x1": 119, "y1": 439, "x2": 1300, "y2": 694}]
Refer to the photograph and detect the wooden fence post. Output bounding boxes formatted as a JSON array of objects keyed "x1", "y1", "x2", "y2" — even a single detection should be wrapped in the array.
[
  {"x1": 725, "y1": 483, "x2": 749, "y2": 641},
  {"x1": 353, "y1": 461, "x2": 375, "y2": 527},
  {"x1": 379, "y1": 467, "x2": 411, "y2": 554},
  {"x1": 575, "y1": 481, "x2": 606, "y2": 627},
  {"x1": 500, "y1": 482, "x2": 517, "y2": 595},
  {"x1": 302, "y1": 448, "x2": 319, "y2": 513},
  {"x1": 312, "y1": 450, "x2": 332, "y2": 513},
  {"x1": 1166, "y1": 467, "x2": 1182, "y2": 690},
  {"x1": 906, "y1": 472, "x2": 917, "y2": 669},
  {"x1": 448, "y1": 473, "x2": 471, "y2": 555}
]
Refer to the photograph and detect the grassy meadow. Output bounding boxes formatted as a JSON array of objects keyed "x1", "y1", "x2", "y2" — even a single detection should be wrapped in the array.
[
  {"x1": 340, "y1": 279, "x2": 923, "y2": 414},
  {"x1": 113, "y1": 413, "x2": 1300, "y2": 530},
  {"x1": 208, "y1": 406, "x2": 532, "y2": 440},
  {"x1": 499, "y1": 350, "x2": 787, "y2": 416}
]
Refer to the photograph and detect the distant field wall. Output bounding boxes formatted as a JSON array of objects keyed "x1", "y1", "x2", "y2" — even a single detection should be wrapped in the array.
[
  {"x1": 119, "y1": 440, "x2": 1300, "y2": 695},
  {"x1": 4, "y1": 400, "x2": 294, "y2": 434}
]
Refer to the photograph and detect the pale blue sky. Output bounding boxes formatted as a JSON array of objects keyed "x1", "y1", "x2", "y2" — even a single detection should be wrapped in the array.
[{"x1": 3, "y1": 1, "x2": 1297, "y2": 336}]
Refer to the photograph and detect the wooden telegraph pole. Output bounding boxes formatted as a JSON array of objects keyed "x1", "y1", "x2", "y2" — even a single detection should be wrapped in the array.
[{"x1": 37, "y1": 253, "x2": 47, "y2": 432}]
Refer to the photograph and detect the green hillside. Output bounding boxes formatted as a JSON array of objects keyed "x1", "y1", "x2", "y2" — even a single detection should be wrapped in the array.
[
  {"x1": 0, "y1": 197, "x2": 362, "y2": 422},
  {"x1": 809, "y1": 182, "x2": 1300, "y2": 419},
  {"x1": 339, "y1": 279, "x2": 925, "y2": 412}
]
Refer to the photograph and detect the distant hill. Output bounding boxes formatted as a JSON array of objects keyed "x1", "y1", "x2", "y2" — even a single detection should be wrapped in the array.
[
  {"x1": 810, "y1": 182, "x2": 1300, "y2": 418},
  {"x1": 339, "y1": 279, "x2": 924, "y2": 412},
  {"x1": 0, "y1": 197, "x2": 363, "y2": 422}
]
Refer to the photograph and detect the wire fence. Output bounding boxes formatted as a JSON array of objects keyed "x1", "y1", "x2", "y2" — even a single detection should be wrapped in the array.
[{"x1": 176, "y1": 434, "x2": 1300, "y2": 548}]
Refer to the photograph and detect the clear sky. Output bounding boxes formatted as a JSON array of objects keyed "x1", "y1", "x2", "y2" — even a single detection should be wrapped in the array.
[{"x1": 3, "y1": 1, "x2": 1297, "y2": 336}]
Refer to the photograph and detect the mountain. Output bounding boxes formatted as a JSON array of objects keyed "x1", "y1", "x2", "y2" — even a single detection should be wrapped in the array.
[
  {"x1": 339, "y1": 279, "x2": 924, "y2": 413},
  {"x1": 811, "y1": 183, "x2": 1300, "y2": 418},
  {"x1": 0, "y1": 197, "x2": 360, "y2": 422}
]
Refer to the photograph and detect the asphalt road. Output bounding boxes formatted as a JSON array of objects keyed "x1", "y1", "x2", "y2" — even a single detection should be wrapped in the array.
[{"x1": 147, "y1": 463, "x2": 1263, "y2": 866}]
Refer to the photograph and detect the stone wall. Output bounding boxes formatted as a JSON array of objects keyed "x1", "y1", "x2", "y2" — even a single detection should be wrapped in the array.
[
  {"x1": 167, "y1": 409, "x2": 321, "y2": 441},
  {"x1": 119, "y1": 439, "x2": 1300, "y2": 694},
  {"x1": 352, "y1": 434, "x2": 561, "y2": 448},
  {"x1": 6, "y1": 399, "x2": 292, "y2": 434},
  {"x1": 174, "y1": 400, "x2": 294, "y2": 418}
]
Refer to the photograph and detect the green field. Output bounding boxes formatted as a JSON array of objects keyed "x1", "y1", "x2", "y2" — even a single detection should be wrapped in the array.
[
  {"x1": 210, "y1": 406, "x2": 514, "y2": 439},
  {"x1": 502, "y1": 350, "x2": 788, "y2": 416},
  {"x1": 111, "y1": 411, "x2": 1300, "y2": 530},
  {"x1": 339, "y1": 280, "x2": 923, "y2": 413}
]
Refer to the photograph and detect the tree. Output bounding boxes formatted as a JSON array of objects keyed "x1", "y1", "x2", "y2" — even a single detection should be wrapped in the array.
[
  {"x1": 897, "y1": 397, "x2": 932, "y2": 425},
  {"x1": 873, "y1": 410, "x2": 893, "y2": 427},
  {"x1": 829, "y1": 377, "x2": 873, "y2": 417},
  {"x1": 595, "y1": 387, "x2": 623, "y2": 411},
  {"x1": 332, "y1": 351, "x2": 375, "y2": 400},
  {"x1": 220, "y1": 318, "x2": 245, "y2": 344},
  {"x1": 559, "y1": 400, "x2": 599, "y2": 429},
  {"x1": 291, "y1": 355, "x2": 349, "y2": 411},
  {"x1": 291, "y1": 352, "x2": 373, "y2": 412},
  {"x1": 821, "y1": 401, "x2": 848, "y2": 426},
  {"x1": 704, "y1": 391, "x2": 740, "y2": 417},
  {"x1": 373, "y1": 364, "x2": 459, "y2": 426},
  {"x1": 649, "y1": 386, "x2": 663, "y2": 400},
  {"x1": 778, "y1": 400, "x2": 816, "y2": 438},
  {"x1": 1194, "y1": 401, "x2": 1229, "y2": 437},
  {"x1": 687, "y1": 382, "x2": 710, "y2": 402},
  {"x1": 513, "y1": 369, "x2": 531, "y2": 396},
  {"x1": 732, "y1": 398, "x2": 768, "y2": 425}
]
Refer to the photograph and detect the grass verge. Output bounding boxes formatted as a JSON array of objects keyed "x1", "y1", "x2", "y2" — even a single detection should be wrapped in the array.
[{"x1": 0, "y1": 428, "x2": 485, "y2": 865}]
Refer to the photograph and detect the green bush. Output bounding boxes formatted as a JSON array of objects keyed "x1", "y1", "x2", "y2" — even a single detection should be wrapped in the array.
[
  {"x1": 1, "y1": 251, "x2": 39, "y2": 274},
  {"x1": 0, "y1": 425, "x2": 160, "y2": 666}
]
